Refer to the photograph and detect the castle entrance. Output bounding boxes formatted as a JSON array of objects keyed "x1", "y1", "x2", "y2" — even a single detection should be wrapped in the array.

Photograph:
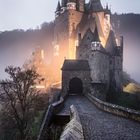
[{"x1": 69, "y1": 78, "x2": 83, "y2": 95}]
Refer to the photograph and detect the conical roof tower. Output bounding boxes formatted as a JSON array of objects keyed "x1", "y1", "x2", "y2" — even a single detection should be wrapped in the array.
[
  {"x1": 93, "y1": 26, "x2": 100, "y2": 42},
  {"x1": 88, "y1": 0, "x2": 103, "y2": 12},
  {"x1": 56, "y1": 1, "x2": 61, "y2": 12}
]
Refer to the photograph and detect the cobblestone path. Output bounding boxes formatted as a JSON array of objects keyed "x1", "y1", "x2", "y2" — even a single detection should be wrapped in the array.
[{"x1": 59, "y1": 95, "x2": 140, "y2": 140}]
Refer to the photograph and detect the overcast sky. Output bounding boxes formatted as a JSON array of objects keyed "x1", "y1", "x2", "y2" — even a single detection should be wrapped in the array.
[{"x1": 0, "y1": 0, "x2": 140, "y2": 31}]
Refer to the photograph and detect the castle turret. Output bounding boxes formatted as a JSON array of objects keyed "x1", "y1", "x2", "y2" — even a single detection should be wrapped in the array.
[
  {"x1": 67, "y1": 0, "x2": 77, "y2": 10},
  {"x1": 104, "y1": 3, "x2": 111, "y2": 34},
  {"x1": 88, "y1": 0, "x2": 104, "y2": 12},
  {"x1": 77, "y1": 28, "x2": 110, "y2": 100},
  {"x1": 78, "y1": 0, "x2": 85, "y2": 12},
  {"x1": 105, "y1": 3, "x2": 111, "y2": 15},
  {"x1": 55, "y1": 1, "x2": 61, "y2": 17}
]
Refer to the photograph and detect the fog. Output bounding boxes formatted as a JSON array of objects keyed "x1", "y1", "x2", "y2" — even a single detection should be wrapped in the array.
[
  {"x1": 123, "y1": 35, "x2": 140, "y2": 82},
  {"x1": 0, "y1": 35, "x2": 140, "y2": 83},
  {"x1": 0, "y1": 43, "x2": 34, "y2": 79}
]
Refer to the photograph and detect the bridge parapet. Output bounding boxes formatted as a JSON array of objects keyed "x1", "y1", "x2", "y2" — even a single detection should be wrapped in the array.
[
  {"x1": 86, "y1": 93, "x2": 140, "y2": 122},
  {"x1": 60, "y1": 105, "x2": 84, "y2": 140},
  {"x1": 37, "y1": 96, "x2": 64, "y2": 140}
]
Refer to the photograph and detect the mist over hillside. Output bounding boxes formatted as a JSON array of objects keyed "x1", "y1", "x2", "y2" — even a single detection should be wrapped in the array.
[
  {"x1": 0, "y1": 22, "x2": 54, "y2": 79},
  {"x1": 0, "y1": 14, "x2": 140, "y2": 82},
  {"x1": 112, "y1": 14, "x2": 140, "y2": 82}
]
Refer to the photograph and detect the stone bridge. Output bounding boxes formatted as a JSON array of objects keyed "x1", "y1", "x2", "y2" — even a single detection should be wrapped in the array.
[{"x1": 58, "y1": 95, "x2": 140, "y2": 140}]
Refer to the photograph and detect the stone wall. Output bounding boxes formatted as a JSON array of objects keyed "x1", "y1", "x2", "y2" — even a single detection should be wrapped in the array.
[
  {"x1": 86, "y1": 93, "x2": 140, "y2": 122},
  {"x1": 37, "y1": 97, "x2": 64, "y2": 140},
  {"x1": 60, "y1": 105, "x2": 84, "y2": 140},
  {"x1": 89, "y1": 51, "x2": 110, "y2": 84},
  {"x1": 114, "y1": 56, "x2": 123, "y2": 92},
  {"x1": 90, "y1": 83, "x2": 108, "y2": 101}
]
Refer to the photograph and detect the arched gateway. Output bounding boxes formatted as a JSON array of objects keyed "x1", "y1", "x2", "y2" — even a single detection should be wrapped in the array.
[
  {"x1": 61, "y1": 60, "x2": 90, "y2": 97},
  {"x1": 69, "y1": 78, "x2": 83, "y2": 94}
]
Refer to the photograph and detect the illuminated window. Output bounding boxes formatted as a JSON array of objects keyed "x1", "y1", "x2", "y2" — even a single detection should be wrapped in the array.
[{"x1": 91, "y1": 42, "x2": 101, "y2": 51}]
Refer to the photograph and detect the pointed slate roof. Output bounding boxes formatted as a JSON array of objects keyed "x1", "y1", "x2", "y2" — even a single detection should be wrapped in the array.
[
  {"x1": 105, "y1": 30, "x2": 117, "y2": 55},
  {"x1": 79, "y1": 28, "x2": 95, "y2": 46},
  {"x1": 56, "y1": 1, "x2": 61, "y2": 11},
  {"x1": 78, "y1": 27, "x2": 107, "y2": 54},
  {"x1": 80, "y1": 26, "x2": 100, "y2": 46},
  {"x1": 88, "y1": 0, "x2": 104, "y2": 12},
  {"x1": 93, "y1": 26, "x2": 100, "y2": 42}
]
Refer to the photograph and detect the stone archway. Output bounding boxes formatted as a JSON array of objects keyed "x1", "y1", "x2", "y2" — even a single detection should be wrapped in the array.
[{"x1": 69, "y1": 77, "x2": 83, "y2": 94}]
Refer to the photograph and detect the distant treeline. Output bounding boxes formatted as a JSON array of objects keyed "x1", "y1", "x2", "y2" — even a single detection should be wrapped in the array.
[
  {"x1": 0, "y1": 13, "x2": 140, "y2": 48},
  {"x1": 0, "y1": 22, "x2": 55, "y2": 49},
  {"x1": 112, "y1": 13, "x2": 140, "y2": 36},
  {"x1": 0, "y1": 13, "x2": 140, "y2": 81}
]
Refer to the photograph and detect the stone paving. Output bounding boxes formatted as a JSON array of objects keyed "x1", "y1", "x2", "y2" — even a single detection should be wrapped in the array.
[{"x1": 58, "y1": 95, "x2": 140, "y2": 140}]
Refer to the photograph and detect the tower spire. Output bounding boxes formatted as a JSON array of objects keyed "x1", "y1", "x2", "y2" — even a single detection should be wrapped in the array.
[
  {"x1": 56, "y1": 1, "x2": 61, "y2": 12},
  {"x1": 55, "y1": 1, "x2": 61, "y2": 17},
  {"x1": 88, "y1": 0, "x2": 103, "y2": 12},
  {"x1": 94, "y1": 26, "x2": 100, "y2": 42}
]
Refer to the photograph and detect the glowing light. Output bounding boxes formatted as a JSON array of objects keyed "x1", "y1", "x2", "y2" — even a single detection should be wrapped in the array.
[
  {"x1": 41, "y1": 49, "x2": 44, "y2": 59},
  {"x1": 35, "y1": 85, "x2": 45, "y2": 89}
]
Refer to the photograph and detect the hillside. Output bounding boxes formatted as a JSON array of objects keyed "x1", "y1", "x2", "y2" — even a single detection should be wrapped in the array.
[
  {"x1": 112, "y1": 13, "x2": 140, "y2": 35},
  {"x1": 0, "y1": 22, "x2": 54, "y2": 79}
]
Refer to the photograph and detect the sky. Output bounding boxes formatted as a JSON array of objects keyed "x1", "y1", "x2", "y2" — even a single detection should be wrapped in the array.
[{"x1": 0, "y1": 0, "x2": 140, "y2": 31}]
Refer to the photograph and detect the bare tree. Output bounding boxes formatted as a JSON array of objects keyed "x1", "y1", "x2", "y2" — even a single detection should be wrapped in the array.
[{"x1": 0, "y1": 66, "x2": 42, "y2": 140}]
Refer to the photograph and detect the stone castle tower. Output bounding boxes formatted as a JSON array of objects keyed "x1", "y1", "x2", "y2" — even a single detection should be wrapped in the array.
[
  {"x1": 53, "y1": 0, "x2": 123, "y2": 97},
  {"x1": 54, "y1": 0, "x2": 111, "y2": 58},
  {"x1": 53, "y1": 0, "x2": 113, "y2": 82}
]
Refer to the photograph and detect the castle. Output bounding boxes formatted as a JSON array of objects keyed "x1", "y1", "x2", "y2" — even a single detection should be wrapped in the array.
[{"x1": 53, "y1": 0, "x2": 123, "y2": 100}]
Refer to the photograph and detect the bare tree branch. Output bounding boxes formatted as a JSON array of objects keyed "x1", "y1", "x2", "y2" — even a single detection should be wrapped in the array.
[{"x1": 0, "y1": 66, "x2": 41, "y2": 140}]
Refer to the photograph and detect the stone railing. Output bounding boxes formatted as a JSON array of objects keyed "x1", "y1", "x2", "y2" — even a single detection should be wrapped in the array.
[
  {"x1": 37, "y1": 96, "x2": 64, "y2": 140},
  {"x1": 86, "y1": 93, "x2": 140, "y2": 122},
  {"x1": 60, "y1": 105, "x2": 84, "y2": 140}
]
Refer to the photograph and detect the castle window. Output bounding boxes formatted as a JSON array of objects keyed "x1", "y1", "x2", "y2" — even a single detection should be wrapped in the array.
[{"x1": 91, "y1": 42, "x2": 101, "y2": 51}]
